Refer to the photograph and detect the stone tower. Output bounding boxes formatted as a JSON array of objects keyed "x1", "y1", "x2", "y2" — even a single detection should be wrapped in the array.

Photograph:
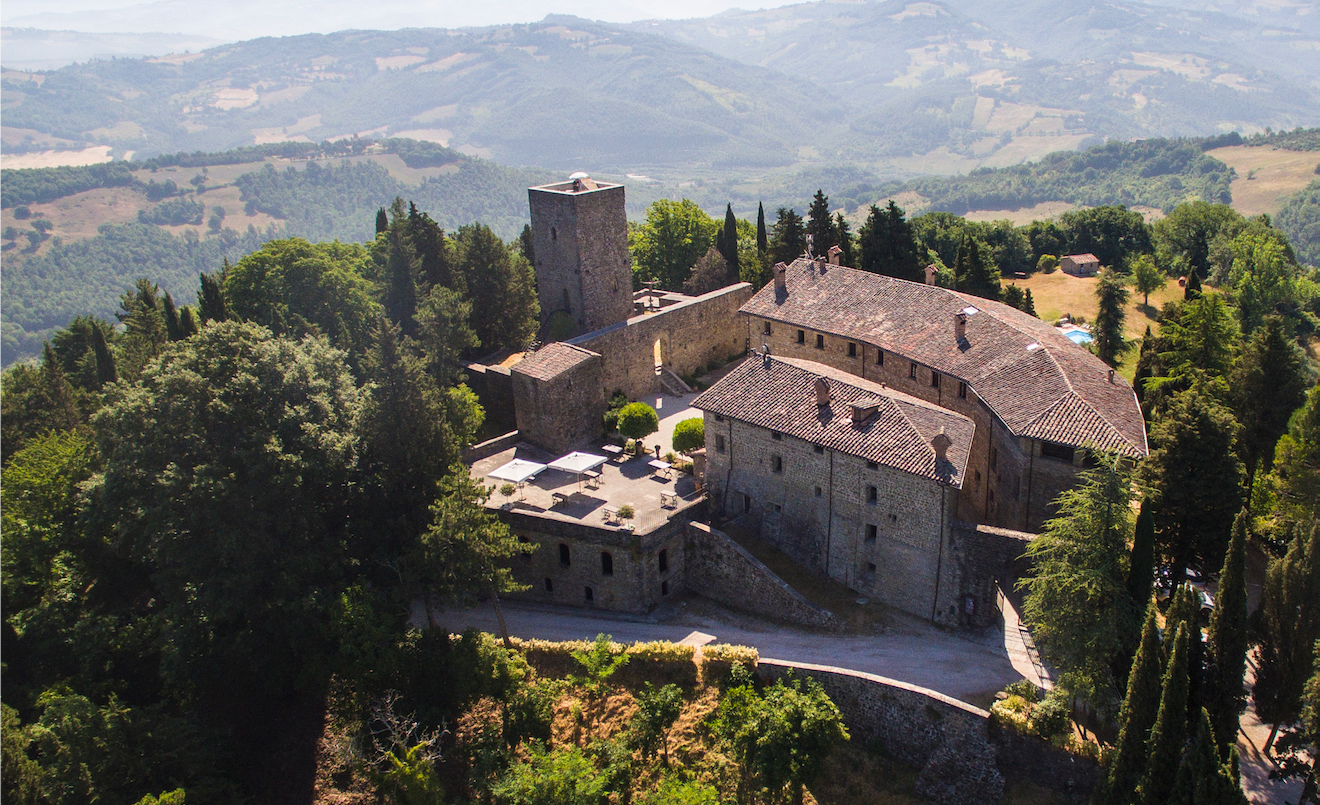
[{"x1": 528, "y1": 174, "x2": 633, "y2": 334}]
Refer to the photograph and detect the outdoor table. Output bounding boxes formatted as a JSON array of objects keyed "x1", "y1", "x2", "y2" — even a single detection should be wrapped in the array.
[
  {"x1": 602, "y1": 444, "x2": 624, "y2": 461},
  {"x1": 548, "y1": 451, "x2": 609, "y2": 490},
  {"x1": 485, "y1": 458, "x2": 548, "y2": 500},
  {"x1": 648, "y1": 459, "x2": 673, "y2": 480}
]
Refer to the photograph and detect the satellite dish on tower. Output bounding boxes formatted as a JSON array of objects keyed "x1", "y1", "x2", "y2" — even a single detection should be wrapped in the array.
[{"x1": 568, "y1": 171, "x2": 590, "y2": 180}]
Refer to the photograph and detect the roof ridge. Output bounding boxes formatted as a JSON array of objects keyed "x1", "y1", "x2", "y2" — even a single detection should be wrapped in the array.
[
  {"x1": 1026, "y1": 390, "x2": 1124, "y2": 449},
  {"x1": 889, "y1": 397, "x2": 937, "y2": 462}
]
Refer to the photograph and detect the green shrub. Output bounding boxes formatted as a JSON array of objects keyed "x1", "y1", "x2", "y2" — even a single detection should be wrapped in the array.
[
  {"x1": 618, "y1": 402, "x2": 659, "y2": 441},
  {"x1": 617, "y1": 504, "x2": 635, "y2": 520},
  {"x1": 1002, "y1": 679, "x2": 1041, "y2": 703},
  {"x1": 1028, "y1": 691, "x2": 1072, "y2": 740},
  {"x1": 602, "y1": 391, "x2": 630, "y2": 434},
  {"x1": 671, "y1": 417, "x2": 704, "y2": 454},
  {"x1": 701, "y1": 644, "x2": 759, "y2": 683}
]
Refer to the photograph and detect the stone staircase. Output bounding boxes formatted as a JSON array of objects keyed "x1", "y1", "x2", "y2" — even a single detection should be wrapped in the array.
[{"x1": 657, "y1": 366, "x2": 693, "y2": 397}]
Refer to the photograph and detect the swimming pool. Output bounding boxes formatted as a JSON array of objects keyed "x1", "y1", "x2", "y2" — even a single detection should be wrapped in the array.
[{"x1": 1065, "y1": 330, "x2": 1094, "y2": 345}]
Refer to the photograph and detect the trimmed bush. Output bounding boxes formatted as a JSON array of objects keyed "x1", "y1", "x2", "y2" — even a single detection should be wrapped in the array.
[
  {"x1": 618, "y1": 402, "x2": 659, "y2": 441},
  {"x1": 509, "y1": 637, "x2": 698, "y2": 688},
  {"x1": 701, "y1": 644, "x2": 759, "y2": 683},
  {"x1": 672, "y1": 417, "x2": 704, "y2": 453}
]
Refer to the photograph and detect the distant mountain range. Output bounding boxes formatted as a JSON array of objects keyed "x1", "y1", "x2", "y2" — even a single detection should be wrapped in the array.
[{"x1": 3, "y1": 0, "x2": 1318, "y2": 185}]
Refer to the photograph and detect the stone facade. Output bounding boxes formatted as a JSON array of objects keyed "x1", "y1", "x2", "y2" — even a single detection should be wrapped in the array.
[
  {"x1": 528, "y1": 179, "x2": 634, "y2": 334},
  {"x1": 511, "y1": 345, "x2": 606, "y2": 455},
  {"x1": 500, "y1": 507, "x2": 690, "y2": 615},
  {"x1": 570, "y1": 283, "x2": 753, "y2": 402},
  {"x1": 744, "y1": 313, "x2": 1097, "y2": 532},
  {"x1": 705, "y1": 414, "x2": 965, "y2": 624}
]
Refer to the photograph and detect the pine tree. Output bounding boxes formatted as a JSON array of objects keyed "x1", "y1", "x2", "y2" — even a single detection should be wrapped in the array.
[
  {"x1": 1232, "y1": 316, "x2": 1308, "y2": 496},
  {"x1": 770, "y1": 208, "x2": 806, "y2": 266},
  {"x1": 1022, "y1": 288, "x2": 1037, "y2": 318},
  {"x1": 91, "y1": 322, "x2": 117, "y2": 388},
  {"x1": 805, "y1": 190, "x2": 835, "y2": 257},
  {"x1": 954, "y1": 236, "x2": 1000, "y2": 300},
  {"x1": 1094, "y1": 272, "x2": 1129, "y2": 367},
  {"x1": 1098, "y1": 602, "x2": 1166, "y2": 805},
  {"x1": 834, "y1": 212, "x2": 853, "y2": 266},
  {"x1": 375, "y1": 206, "x2": 389, "y2": 235},
  {"x1": 518, "y1": 223, "x2": 535, "y2": 272},
  {"x1": 197, "y1": 262, "x2": 230, "y2": 324},
  {"x1": 723, "y1": 204, "x2": 740, "y2": 277},
  {"x1": 1254, "y1": 524, "x2": 1320, "y2": 752},
  {"x1": 1185, "y1": 268, "x2": 1203, "y2": 300},
  {"x1": 1134, "y1": 326, "x2": 1157, "y2": 407},
  {"x1": 1206, "y1": 509, "x2": 1249, "y2": 751},
  {"x1": 757, "y1": 202, "x2": 768, "y2": 257},
  {"x1": 884, "y1": 199, "x2": 919, "y2": 280},
  {"x1": 408, "y1": 208, "x2": 456, "y2": 294},
  {"x1": 39, "y1": 342, "x2": 79, "y2": 431},
  {"x1": 1138, "y1": 624, "x2": 1191, "y2": 805},
  {"x1": 382, "y1": 200, "x2": 420, "y2": 335},
  {"x1": 162, "y1": 292, "x2": 184, "y2": 342},
  {"x1": 857, "y1": 203, "x2": 889, "y2": 275}
]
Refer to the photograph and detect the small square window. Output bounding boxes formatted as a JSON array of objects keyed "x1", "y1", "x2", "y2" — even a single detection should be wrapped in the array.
[
  {"x1": 544, "y1": 577, "x2": 553, "y2": 592},
  {"x1": 814, "y1": 445, "x2": 825, "y2": 454},
  {"x1": 771, "y1": 431, "x2": 783, "y2": 441},
  {"x1": 774, "y1": 504, "x2": 782, "y2": 513},
  {"x1": 659, "y1": 549, "x2": 669, "y2": 573},
  {"x1": 909, "y1": 363, "x2": 918, "y2": 379},
  {"x1": 848, "y1": 342, "x2": 857, "y2": 357},
  {"x1": 772, "y1": 455, "x2": 783, "y2": 473},
  {"x1": 715, "y1": 414, "x2": 725, "y2": 422},
  {"x1": 866, "y1": 485, "x2": 878, "y2": 503},
  {"x1": 715, "y1": 435, "x2": 726, "y2": 453},
  {"x1": 866, "y1": 524, "x2": 877, "y2": 543},
  {"x1": 867, "y1": 461, "x2": 878, "y2": 470},
  {"x1": 876, "y1": 350, "x2": 884, "y2": 366},
  {"x1": 930, "y1": 372, "x2": 940, "y2": 388},
  {"x1": 867, "y1": 562, "x2": 877, "y2": 574},
  {"x1": 814, "y1": 486, "x2": 823, "y2": 497},
  {"x1": 958, "y1": 381, "x2": 968, "y2": 399},
  {"x1": 763, "y1": 321, "x2": 772, "y2": 335},
  {"x1": 797, "y1": 330, "x2": 805, "y2": 344},
  {"x1": 815, "y1": 333, "x2": 825, "y2": 350}
]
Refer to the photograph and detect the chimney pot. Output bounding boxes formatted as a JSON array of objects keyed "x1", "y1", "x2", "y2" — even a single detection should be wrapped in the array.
[
  {"x1": 814, "y1": 377, "x2": 831, "y2": 406},
  {"x1": 828, "y1": 244, "x2": 843, "y2": 265},
  {"x1": 1108, "y1": 368, "x2": 1115, "y2": 383},
  {"x1": 932, "y1": 430, "x2": 952, "y2": 461},
  {"x1": 924, "y1": 264, "x2": 938, "y2": 285},
  {"x1": 773, "y1": 262, "x2": 788, "y2": 293}
]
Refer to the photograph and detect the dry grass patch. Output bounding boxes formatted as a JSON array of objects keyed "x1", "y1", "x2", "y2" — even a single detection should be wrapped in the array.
[
  {"x1": 1004, "y1": 270, "x2": 1184, "y2": 340},
  {"x1": 1208, "y1": 145, "x2": 1320, "y2": 216}
]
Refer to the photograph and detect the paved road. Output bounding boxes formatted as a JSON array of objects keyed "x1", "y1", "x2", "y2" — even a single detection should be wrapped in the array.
[{"x1": 439, "y1": 594, "x2": 1047, "y2": 705}]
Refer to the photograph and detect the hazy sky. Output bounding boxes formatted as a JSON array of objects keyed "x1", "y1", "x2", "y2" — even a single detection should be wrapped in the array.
[{"x1": 1, "y1": 0, "x2": 789, "y2": 38}]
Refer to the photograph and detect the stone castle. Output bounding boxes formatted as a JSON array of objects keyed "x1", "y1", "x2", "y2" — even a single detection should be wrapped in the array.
[{"x1": 465, "y1": 176, "x2": 1147, "y2": 628}]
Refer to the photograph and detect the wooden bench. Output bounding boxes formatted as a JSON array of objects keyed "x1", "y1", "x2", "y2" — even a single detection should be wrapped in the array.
[{"x1": 660, "y1": 492, "x2": 679, "y2": 509}]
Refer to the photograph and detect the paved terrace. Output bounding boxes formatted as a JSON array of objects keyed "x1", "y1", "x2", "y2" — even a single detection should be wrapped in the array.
[{"x1": 470, "y1": 441, "x2": 703, "y2": 534}]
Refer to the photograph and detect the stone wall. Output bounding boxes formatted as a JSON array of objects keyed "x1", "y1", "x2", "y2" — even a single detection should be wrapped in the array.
[
  {"x1": 684, "y1": 522, "x2": 837, "y2": 630},
  {"x1": 462, "y1": 430, "x2": 522, "y2": 464},
  {"x1": 756, "y1": 659, "x2": 1098, "y2": 805},
  {"x1": 464, "y1": 362, "x2": 517, "y2": 437},
  {"x1": 572, "y1": 283, "x2": 753, "y2": 401},
  {"x1": 499, "y1": 508, "x2": 690, "y2": 615},
  {"x1": 529, "y1": 183, "x2": 634, "y2": 333},
  {"x1": 943, "y1": 522, "x2": 1035, "y2": 629},
  {"x1": 702, "y1": 412, "x2": 963, "y2": 625},
  {"x1": 511, "y1": 349, "x2": 606, "y2": 454}
]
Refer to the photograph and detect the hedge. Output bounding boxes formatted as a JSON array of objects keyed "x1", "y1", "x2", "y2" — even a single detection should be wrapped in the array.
[
  {"x1": 700, "y1": 643, "x2": 759, "y2": 683},
  {"x1": 509, "y1": 637, "x2": 698, "y2": 688}
]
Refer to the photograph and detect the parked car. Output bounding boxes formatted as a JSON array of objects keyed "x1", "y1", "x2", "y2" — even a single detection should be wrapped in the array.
[{"x1": 1154, "y1": 566, "x2": 1215, "y2": 622}]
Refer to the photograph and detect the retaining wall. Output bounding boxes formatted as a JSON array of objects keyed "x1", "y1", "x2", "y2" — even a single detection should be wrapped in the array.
[{"x1": 684, "y1": 522, "x2": 838, "y2": 630}]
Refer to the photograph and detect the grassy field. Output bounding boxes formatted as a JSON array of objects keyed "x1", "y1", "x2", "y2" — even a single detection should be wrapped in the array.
[{"x1": 1208, "y1": 144, "x2": 1320, "y2": 217}]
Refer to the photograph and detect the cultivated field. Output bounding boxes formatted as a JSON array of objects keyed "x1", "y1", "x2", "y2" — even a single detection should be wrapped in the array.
[{"x1": 1208, "y1": 144, "x2": 1320, "y2": 217}]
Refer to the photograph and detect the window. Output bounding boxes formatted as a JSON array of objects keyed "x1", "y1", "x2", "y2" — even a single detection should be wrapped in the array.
[
  {"x1": 544, "y1": 577, "x2": 553, "y2": 592},
  {"x1": 866, "y1": 524, "x2": 877, "y2": 543},
  {"x1": 848, "y1": 342, "x2": 857, "y2": 357},
  {"x1": 867, "y1": 461, "x2": 878, "y2": 470},
  {"x1": 990, "y1": 448, "x2": 998, "y2": 470},
  {"x1": 1041, "y1": 442, "x2": 1075, "y2": 463},
  {"x1": 715, "y1": 435, "x2": 726, "y2": 453},
  {"x1": 584, "y1": 586, "x2": 593, "y2": 603},
  {"x1": 797, "y1": 330, "x2": 806, "y2": 344},
  {"x1": 814, "y1": 486, "x2": 823, "y2": 497},
  {"x1": 814, "y1": 445, "x2": 825, "y2": 454},
  {"x1": 715, "y1": 414, "x2": 725, "y2": 422},
  {"x1": 658, "y1": 549, "x2": 669, "y2": 573},
  {"x1": 876, "y1": 350, "x2": 884, "y2": 366},
  {"x1": 772, "y1": 455, "x2": 783, "y2": 473},
  {"x1": 867, "y1": 562, "x2": 877, "y2": 574},
  {"x1": 519, "y1": 536, "x2": 533, "y2": 561},
  {"x1": 930, "y1": 372, "x2": 940, "y2": 388},
  {"x1": 551, "y1": 226, "x2": 557, "y2": 241},
  {"x1": 774, "y1": 504, "x2": 782, "y2": 513},
  {"x1": 601, "y1": 552, "x2": 613, "y2": 576},
  {"x1": 771, "y1": 431, "x2": 783, "y2": 441},
  {"x1": 958, "y1": 381, "x2": 967, "y2": 399},
  {"x1": 866, "y1": 485, "x2": 878, "y2": 503},
  {"x1": 743, "y1": 494, "x2": 751, "y2": 513},
  {"x1": 988, "y1": 488, "x2": 996, "y2": 504},
  {"x1": 815, "y1": 334, "x2": 825, "y2": 350},
  {"x1": 661, "y1": 580, "x2": 670, "y2": 596},
  {"x1": 763, "y1": 320, "x2": 772, "y2": 336},
  {"x1": 559, "y1": 543, "x2": 571, "y2": 567},
  {"x1": 909, "y1": 362, "x2": 918, "y2": 379}
]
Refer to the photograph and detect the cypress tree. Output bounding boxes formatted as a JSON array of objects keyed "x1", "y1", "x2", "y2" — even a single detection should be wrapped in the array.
[
  {"x1": 1172, "y1": 708, "x2": 1248, "y2": 805},
  {"x1": 197, "y1": 263, "x2": 230, "y2": 324},
  {"x1": 90, "y1": 320, "x2": 118, "y2": 388},
  {"x1": 162, "y1": 292, "x2": 184, "y2": 342},
  {"x1": 39, "y1": 342, "x2": 79, "y2": 430},
  {"x1": 383, "y1": 201, "x2": 419, "y2": 335},
  {"x1": 723, "y1": 204, "x2": 740, "y2": 277},
  {"x1": 1098, "y1": 602, "x2": 1166, "y2": 805},
  {"x1": 1138, "y1": 624, "x2": 1191, "y2": 805},
  {"x1": 1094, "y1": 272, "x2": 1129, "y2": 367},
  {"x1": 1127, "y1": 500, "x2": 1156, "y2": 616},
  {"x1": 1207, "y1": 509, "x2": 1249, "y2": 752},
  {"x1": 1022, "y1": 288, "x2": 1037, "y2": 318},
  {"x1": 179, "y1": 306, "x2": 199, "y2": 338},
  {"x1": 1253, "y1": 524, "x2": 1320, "y2": 752},
  {"x1": 834, "y1": 212, "x2": 853, "y2": 266},
  {"x1": 1185, "y1": 268, "x2": 1203, "y2": 300},
  {"x1": 375, "y1": 206, "x2": 389, "y2": 235},
  {"x1": 757, "y1": 202, "x2": 768, "y2": 256},
  {"x1": 805, "y1": 190, "x2": 834, "y2": 257}
]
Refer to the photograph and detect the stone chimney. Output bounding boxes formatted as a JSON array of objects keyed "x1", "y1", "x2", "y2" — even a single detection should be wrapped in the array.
[
  {"x1": 814, "y1": 377, "x2": 831, "y2": 406},
  {"x1": 828, "y1": 245, "x2": 843, "y2": 265},
  {"x1": 773, "y1": 262, "x2": 788, "y2": 293},
  {"x1": 924, "y1": 264, "x2": 938, "y2": 285},
  {"x1": 1108, "y1": 368, "x2": 1115, "y2": 383},
  {"x1": 955, "y1": 312, "x2": 968, "y2": 342},
  {"x1": 849, "y1": 397, "x2": 882, "y2": 425},
  {"x1": 932, "y1": 430, "x2": 952, "y2": 461}
]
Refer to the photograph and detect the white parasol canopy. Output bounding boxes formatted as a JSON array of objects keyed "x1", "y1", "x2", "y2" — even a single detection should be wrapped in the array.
[
  {"x1": 547, "y1": 452, "x2": 608, "y2": 474},
  {"x1": 486, "y1": 458, "x2": 548, "y2": 485}
]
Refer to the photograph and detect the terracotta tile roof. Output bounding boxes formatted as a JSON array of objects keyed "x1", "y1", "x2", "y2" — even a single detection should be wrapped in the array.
[
  {"x1": 693, "y1": 355, "x2": 975, "y2": 487},
  {"x1": 741, "y1": 258, "x2": 1147, "y2": 457},
  {"x1": 511, "y1": 342, "x2": 599, "y2": 382},
  {"x1": 1065, "y1": 253, "x2": 1100, "y2": 264}
]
